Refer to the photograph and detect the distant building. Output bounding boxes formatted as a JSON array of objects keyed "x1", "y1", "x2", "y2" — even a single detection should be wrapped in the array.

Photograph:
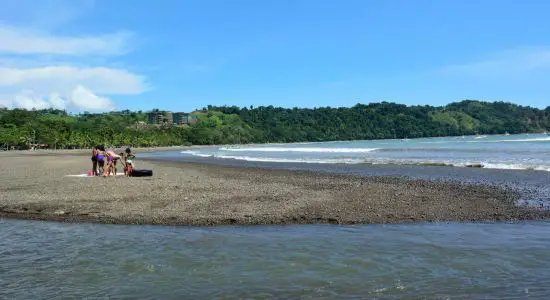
[
  {"x1": 173, "y1": 112, "x2": 190, "y2": 125},
  {"x1": 146, "y1": 110, "x2": 201, "y2": 126},
  {"x1": 147, "y1": 111, "x2": 173, "y2": 124}
]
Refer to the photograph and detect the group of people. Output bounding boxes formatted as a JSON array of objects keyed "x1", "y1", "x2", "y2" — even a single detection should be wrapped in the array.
[{"x1": 91, "y1": 146, "x2": 136, "y2": 177}]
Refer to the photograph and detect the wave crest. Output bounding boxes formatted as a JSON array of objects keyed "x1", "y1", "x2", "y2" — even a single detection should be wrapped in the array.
[
  {"x1": 218, "y1": 147, "x2": 380, "y2": 153},
  {"x1": 179, "y1": 151, "x2": 550, "y2": 171}
]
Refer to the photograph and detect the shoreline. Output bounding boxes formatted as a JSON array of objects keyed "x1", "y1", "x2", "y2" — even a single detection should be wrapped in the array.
[
  {"x1": 3, "y1": 209, "x2": 550, "y2": 226},
  {"x1": 7, "y1": 147, "x2": 550, "y2": 174},
  {"x1": 1, "y1": 152, "x2": 549, "y2": 226}
]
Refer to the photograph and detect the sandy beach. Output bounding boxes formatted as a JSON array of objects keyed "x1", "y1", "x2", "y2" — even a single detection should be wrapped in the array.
[{"x1": 1, "y1": 150, "x2": 548, "y2": 225}]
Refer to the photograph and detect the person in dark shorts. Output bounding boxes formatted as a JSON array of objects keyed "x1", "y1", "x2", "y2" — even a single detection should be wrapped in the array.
[
  {"x1": 96, "y1": 146, "x2": 106, "y2": 175},
  {"x1": 91, "y1": 146, "x2": 99, "y2": 176}
]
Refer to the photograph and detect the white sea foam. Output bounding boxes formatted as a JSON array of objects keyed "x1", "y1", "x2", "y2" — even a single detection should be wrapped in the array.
[
  {"x1": 423, "y1": 136, "x2": 549, "y2": 144},
  {"x1": 181, "y1": 149, "x2": 550, "y2": 171},
  {"x1": 217, "y1": 155, "x2": 367, "y2": 164},
  {"x1": 182, "y1": 151, "x2": 367, "y2": 164},
  {"x1": 464, "y1": 136, "x2": 550, "y2": 143},
  {"x1": 496, "y1": 137, "x2": 550, "y2": 142},
  {"x1": 434, "y1": 161, "x2": 550, "y2": 171},
  {"x1": 180, "y1": 150, "x2": 212, "y2": 157},
  {"x1": 464, "y1": 138, "x2": 547, "y2": 143},
  {"x1": 218, "y1": 147, "x2": 380, "y2": 153},
  {"x1": 418, "y1": 141, "x2": 456, "y2": 144},
  {"x1": 478, "y1": 163, "x2": 550, "y2": 172}
]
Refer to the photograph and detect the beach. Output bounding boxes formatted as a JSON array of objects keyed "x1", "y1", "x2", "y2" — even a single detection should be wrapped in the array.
[{"x1": 1, "y1": 150, "x2": 548, "y2": 225}]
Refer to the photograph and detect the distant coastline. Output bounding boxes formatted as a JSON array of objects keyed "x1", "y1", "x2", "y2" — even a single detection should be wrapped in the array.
[
  {"x1": 1, "y1": 130, "x2": 547, "y2": 151},
  {"x1": 1, "y1": 100, "x2": 549, "y2": 151}
]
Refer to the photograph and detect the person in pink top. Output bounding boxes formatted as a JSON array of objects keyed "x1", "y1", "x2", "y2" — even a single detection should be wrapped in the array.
[{"x1": 104, "y1": 150, "x2": 122, "y2": 176}]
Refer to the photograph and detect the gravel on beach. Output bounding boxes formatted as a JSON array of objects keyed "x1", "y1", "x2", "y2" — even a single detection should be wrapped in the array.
[{"x1": 1, "y1": 151, "x2": 548, "y2": 226}]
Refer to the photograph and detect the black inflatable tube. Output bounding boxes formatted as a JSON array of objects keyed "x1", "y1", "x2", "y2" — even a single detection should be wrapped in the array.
[{"x1": 130, "y1": 169, "x2": 153, "y2": 177}]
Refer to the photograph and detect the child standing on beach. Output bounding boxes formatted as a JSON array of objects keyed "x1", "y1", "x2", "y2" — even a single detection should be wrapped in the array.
[{"x1": 124, "y1": 147, "x2": 136, "y2": 177}]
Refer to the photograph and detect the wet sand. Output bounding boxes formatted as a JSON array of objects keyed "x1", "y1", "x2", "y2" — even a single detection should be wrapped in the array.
[{"x1": 1, "y1": 151, "x2": 548, "y2": 225}]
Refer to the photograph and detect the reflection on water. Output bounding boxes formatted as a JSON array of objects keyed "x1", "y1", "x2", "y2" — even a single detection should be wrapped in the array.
[{"x1": 1, "y1": 219, "x2": 550, "y2": 299}]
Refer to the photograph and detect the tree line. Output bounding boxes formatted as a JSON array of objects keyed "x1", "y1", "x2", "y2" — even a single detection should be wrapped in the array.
[
  {"x1": 1, "y1": 100, "x2": 549, "y2": 149},
  {"x1": 208, "y1": 100, "x2": 550, "y2": 142}
]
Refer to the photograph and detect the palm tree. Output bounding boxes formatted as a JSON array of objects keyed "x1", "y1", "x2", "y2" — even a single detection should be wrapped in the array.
[{"x1": 20, "y1": 135, "x2": 33, "y2": 149}]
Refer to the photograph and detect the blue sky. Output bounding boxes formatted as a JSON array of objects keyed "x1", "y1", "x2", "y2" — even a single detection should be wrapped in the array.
[{"x1": 1, "y1": 0, "x2": 550, "y2": 112}]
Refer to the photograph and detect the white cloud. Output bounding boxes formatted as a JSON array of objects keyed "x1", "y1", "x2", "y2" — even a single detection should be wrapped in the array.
[
  {"x1": 7, "y1": 85, "x2": 115, "y2": 112},
  {"x1": 0, "y1": 98, "x2": 11, "y2": 108},
  {"x1": 69, "y1": 85, "x2": 115, "y2": 111},
  {"x1": 0, "y1": 0, "x2": 96, "y2": 31},
  {"x1": 0, "y1": 1, "x2": 149, "y2": 113},
  {"x1": 0, "y1": 26, "x2": 132, "y2": 56},
  {"x1": 438, "y1": 47, "x2": 550, "y2": 78},
  {"x1": 13, "y1": 90, "x2": 52, "y2": 110},
  {"x1": 0, "y1": 66, "x2": 148, "y2": 95},
  {"x1": 0, "y1": 65, "x2": 146, "y2": 112},
  {"x1": 48, "y1": 92, "x2": 67, "y2": 110}
]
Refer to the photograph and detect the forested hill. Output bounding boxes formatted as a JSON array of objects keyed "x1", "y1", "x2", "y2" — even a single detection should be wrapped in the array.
[
  {"x1": 1, "y1": 100, "x2": 549, "y2": 149},
  {"x1": 209, "y1": 100, "x2": 550, "y2": 141}
]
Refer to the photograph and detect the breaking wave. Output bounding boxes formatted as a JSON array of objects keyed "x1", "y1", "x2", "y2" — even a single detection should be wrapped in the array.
[
  {"x1": 495, "y1": 137, "x2": 550, "y2": 142},
  {"x1": 180, "y1": 151, "x2": 366, "y2": 164},
  {"x1": 218, "y1": 147, "x2": 380, "y2": 153},
  {"x1": 179, "y1": 151, "x2": 550, "y2": 171}
]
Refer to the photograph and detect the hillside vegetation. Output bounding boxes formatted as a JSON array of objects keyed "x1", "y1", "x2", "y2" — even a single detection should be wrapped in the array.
[{"x1": 1, "y1": 100, "x2": 549, "y2": 149}]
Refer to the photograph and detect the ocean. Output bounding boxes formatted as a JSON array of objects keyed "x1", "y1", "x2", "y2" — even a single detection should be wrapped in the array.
[{"x1": 177, "y1": 133, "x2": 550, "y2": 171}]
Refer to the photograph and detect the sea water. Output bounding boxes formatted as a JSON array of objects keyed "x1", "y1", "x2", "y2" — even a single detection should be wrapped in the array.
[
  {"x1": 176, "y1": 133, "x2": 550, "y2": 171},
  {"x1": 143, "y1": 133, "x2": 550, "y2": 207},
  {"x1": 1, "y1": 219, "x2": 550, "y2": 299}
]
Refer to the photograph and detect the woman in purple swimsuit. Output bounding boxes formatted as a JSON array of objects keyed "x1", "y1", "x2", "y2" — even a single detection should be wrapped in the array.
[{"x1": 96, "y1": 146, "x2": 106, "y2": 175}]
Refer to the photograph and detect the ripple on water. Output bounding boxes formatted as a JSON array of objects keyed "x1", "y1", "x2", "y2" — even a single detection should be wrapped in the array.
[{"x1": 1, "y1": 219, "x2": 550, "y2": 299}]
